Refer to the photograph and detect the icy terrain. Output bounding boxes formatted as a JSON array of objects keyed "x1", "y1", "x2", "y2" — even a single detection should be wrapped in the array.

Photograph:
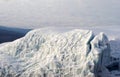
[
  {"x1": 0, "y1": 0, "x2": 119, "y2": 76},
  {"x1": 0, "y1": 29, "x2": 110, "y2": 77}
]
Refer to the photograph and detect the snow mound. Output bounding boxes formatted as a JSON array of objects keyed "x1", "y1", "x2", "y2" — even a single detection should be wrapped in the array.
[{"x1": 0, "y1": 29, "x2": 110, "y2": 77}]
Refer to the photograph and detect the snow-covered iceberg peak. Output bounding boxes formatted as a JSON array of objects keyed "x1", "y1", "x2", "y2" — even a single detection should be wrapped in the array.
[{"x1": 0, "y1": 29, "x2": 110, "y2": 77}]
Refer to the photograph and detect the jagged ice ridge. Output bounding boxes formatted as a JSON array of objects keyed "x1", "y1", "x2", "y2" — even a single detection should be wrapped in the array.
[{"x1": 0, "y1": 29, "x2": 110, "y2": 77}]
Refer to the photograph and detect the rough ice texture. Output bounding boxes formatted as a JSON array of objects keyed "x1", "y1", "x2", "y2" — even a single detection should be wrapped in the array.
[{"x1": 0, "y1": 29, "x2": 110, "y2": 77}]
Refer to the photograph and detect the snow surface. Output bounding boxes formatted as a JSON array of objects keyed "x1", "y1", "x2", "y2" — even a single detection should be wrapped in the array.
[
  {"x1": 0, "y1": 29, "x2": 110, "y2": 77},
  {"x1": 0, "y1": 42, "x2": 9, "y2": 47},
  {"x1": 0, "y1": 0, "x2": 120, "y2": 76}
]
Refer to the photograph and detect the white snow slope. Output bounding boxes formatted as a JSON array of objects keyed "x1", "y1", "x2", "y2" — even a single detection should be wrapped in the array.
[{"x1": 0, "y1": 29, "x2": 110, "y2": 77}]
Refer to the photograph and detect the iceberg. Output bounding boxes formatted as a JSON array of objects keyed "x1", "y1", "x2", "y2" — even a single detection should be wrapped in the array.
[{"x1": 0, "y1": 29, "x2": 111, "y2": 77}]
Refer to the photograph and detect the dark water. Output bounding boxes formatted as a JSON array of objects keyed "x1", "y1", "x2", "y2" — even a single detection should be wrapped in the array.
[{"x1": 0, "y1": 26, "x2": 31, "y2": 43}]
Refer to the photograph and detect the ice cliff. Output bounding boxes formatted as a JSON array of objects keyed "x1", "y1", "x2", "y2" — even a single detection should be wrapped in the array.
[{"x1": 0, "y1": 29, "x2": 110, "y2": 77}]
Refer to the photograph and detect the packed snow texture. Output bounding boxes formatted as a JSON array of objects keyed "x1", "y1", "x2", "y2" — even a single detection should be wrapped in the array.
[{"x1": 0, "y1": 29, "x2": 110, "y2": 77}]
